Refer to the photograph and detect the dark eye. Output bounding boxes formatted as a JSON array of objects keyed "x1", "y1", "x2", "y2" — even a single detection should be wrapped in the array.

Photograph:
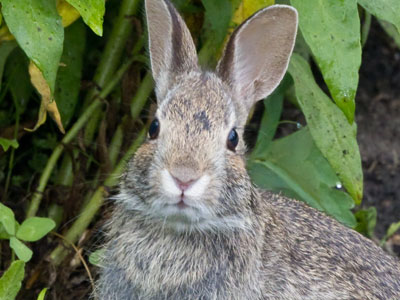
[
  {"x1": 149, "y1": 118, "x2": 160, "y2": 139},
  {"x1": 227, "y1": 128, "x2": 238, "y2": 151}
]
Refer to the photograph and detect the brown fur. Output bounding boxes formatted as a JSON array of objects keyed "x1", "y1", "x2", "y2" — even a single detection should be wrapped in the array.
[{"x1": 96, "y1": 0, "x2": 400, "y2": 299}]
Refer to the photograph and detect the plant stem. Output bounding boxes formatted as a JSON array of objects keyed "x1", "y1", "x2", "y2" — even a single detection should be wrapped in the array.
[
  {"x1": 131, "y1": 72, "x2": 153, "y2": 120},
  {"x1": 83, "y1": 0, "x2": 142, "y2": 146},
  {"x1": 26, "y1": 46, "x2": 146, "y2": 218},
  {"x1": 49, "y1": 128, "x2": 146, "y2": 266},
  {"x1": 361, "y1": 11, "x2": 371, "y2": 48},
  {"x1": 26, "y1": 99, "x2": 103, "y2": 218},
  {"x1": 2, "y1": 113, "x2": 19, "y2": 201}
]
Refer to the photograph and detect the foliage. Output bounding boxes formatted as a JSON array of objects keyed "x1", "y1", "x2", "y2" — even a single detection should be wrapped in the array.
[
  {"x1": 0, "y1": 0, "x2": 399, "y2": 297},
  {"x1": 0, "y1": 203, "x2": 55, "y2": 262},
  {"x1": 0, "y1": 260, "x2": 25, "y2": 300}
]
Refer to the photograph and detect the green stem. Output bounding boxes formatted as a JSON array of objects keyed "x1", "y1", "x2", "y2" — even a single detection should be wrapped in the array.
[
  {"x1": 2, "y1": 113, "x2": 19, "y2": 202},
  {"x1": 131, "y1": 72, "x2": 154, "y2": 121},
  {"x1": 361, "y1": 11, "x2": 371, "y2": 48},
  {"x1": 109, "y1": 122, "x2": 124, "y2": 169},
  {"x1": 26, "y1": 99, "x2": 103, "y2": 218},
  {"x1": 83, "y1": 0, "x2": 142, "y2": 145},
  {"x1": 26, "y1": 51, "x2": 144, "y2": 218},
  {"x1": 49, "y1": 128, "x2": 146, "y2": 266}
]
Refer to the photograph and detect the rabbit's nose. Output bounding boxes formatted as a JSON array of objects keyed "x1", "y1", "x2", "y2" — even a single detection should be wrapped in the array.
[
  {"x1": 169, "y1": 166, "x2": 200, "y2": 192},
  {"x1": 171, "y1": 176, "x2": 198, "y2": 191}
]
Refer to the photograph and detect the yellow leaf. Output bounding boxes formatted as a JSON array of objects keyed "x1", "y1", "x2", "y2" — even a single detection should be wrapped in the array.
[
  {"x1": 0, "y1": 25, "x2": 14, "y2": 42},
  {"x1": 57, "y1": 0, "x2": 81, "y2": 28},
  {"x1": 233, "y1": 0, "x2": 275, "y2": 26},
  {"x1": 26, "y1": 62, "x2": 65, "y2": 133}
]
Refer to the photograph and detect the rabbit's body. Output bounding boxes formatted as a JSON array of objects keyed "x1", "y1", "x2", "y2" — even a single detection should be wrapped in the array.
[
  {"x1": 98, "y1": 188, "x2": 400, "y2": 300},
  {"x1": 97, "y1": 0, "x2": 400, "y2": 299}
]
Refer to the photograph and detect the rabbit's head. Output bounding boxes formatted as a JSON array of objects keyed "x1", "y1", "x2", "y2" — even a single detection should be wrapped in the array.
[{"x1": 119, "y1": 0, "x2": 297, "y2": 232}]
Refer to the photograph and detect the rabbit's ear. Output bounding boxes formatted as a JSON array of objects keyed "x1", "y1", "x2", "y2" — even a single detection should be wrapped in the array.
[
  {"x1": 217, "y1": 5, "x2": 297, "y2": 116},
  {"x1": 145, "y1": 0, "x2": 198, "y2": 100}
]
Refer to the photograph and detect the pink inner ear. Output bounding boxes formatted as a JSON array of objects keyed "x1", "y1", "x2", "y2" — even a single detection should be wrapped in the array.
[{"x1": 227, "y1": 7, "x2": 297, "y2": 108}]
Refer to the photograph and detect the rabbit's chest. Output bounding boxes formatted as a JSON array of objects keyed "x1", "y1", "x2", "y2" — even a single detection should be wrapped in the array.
[{"x1": 111, "y1": 232, "x2": 263, "y2": 299}]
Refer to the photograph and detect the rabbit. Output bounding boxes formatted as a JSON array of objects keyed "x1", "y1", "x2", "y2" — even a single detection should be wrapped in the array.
[{"x1": 95, "y1": 0, "x2": 400, "y2": 299}]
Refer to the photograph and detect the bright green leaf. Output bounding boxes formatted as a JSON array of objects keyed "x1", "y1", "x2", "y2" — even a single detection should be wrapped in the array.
[
  {"x1": 0, "y1": 40, "x2": 17, "y2": 91},
  {"x1": 0, "y1": 223, "x2": 10, "y2": 240},
  {"x1": 65, "y1": 0, "x2": 105, "y2": 36},
  {"x1": 0, "y1": 203, "x2": 15, "y2": 235},
  {"x1": 290, "y1": 0, "x2": 361, "y2": 123},
  {"x1": 358, "y1": 0, "x2": 400, "y2": 34},
  {"x1": 37, "y1": 288, "x2": 48, "y2": 300},
  {"x1": 9, "y1": 237, "x2": 33, "y2": 262},
  {"x1": 16, "y1": 217, "x2": 55, "y2": 242},
  {"x1": 0, "y1": 138, "x2": 18, "y2": 152},
  {"x1": 0, "y1": 0, "x2": 64, "y2": 94},
  {"x1": 0, "y1": 260, "x2": 25, "y2": 300},
  {"x1": 249, "y1": 128, "x2": 356, "y2": 227},
  {"x1": 288, "y1": 54, "x2": 363, "y2": 204},
  {"x1": 381, "y1": 221, "x2": 400, "y2": 246},
  {"x1": 89, "y1": 248, "x2": 105, "y2": 267},
  {"x1": 354, "y1": 207, "x2": 377, "y2": 238},
  {"x1": 56, "y1": 21, "x2": 86, "y2": 128}
]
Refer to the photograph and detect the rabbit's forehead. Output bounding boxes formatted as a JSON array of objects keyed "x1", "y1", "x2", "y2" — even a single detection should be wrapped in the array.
[{"x1": 159, "y1": 72, "x2": 235, "y2": 130}]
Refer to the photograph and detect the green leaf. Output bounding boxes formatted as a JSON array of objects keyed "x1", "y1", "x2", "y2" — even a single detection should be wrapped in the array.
[
  {"x1": 65, "y1": 0, "x2": 105, "y2": 36},
  {"x1": 358, "y1": 0, "x2": 400, "y2": 34},
  {"x1": 37, "y1": 288, "x2": 48, "y2": 300},
  {"x1": 288, "y1": 54, "x2": 363, "y2": 204},
  {"x1": 0, "y1": 0, "x2": 64, "y2": 94},
  {"x1": 249, "y1": 128, "x2": 356, "y2": 227},
  {"x1": 381, "y1": 221, "x2": 400, "y2": 246},
  {"x1": 16, "y1": 217, "x2": 55, "y2": 242},
  {"x1": 0, "y1": 224, "x2": 10, "y2": 240},
  {"x1": 379, "y1": 19, "x2": 400, "y2": 49},
  {"x1": 4, "y1": 48, "x2": 33, "y2": 114},
  {"x1": 0, "y1": 138, "x2": 18, "y2": 152},
  {"x1": 198, "y1": 0, "x2": 233, "y2": 66},
  {"x1": 290, "y1": 0, "x2": 361, "y2": 123},
  {"x1": 0, "y1": 260, "x2": 25, "y2": 300},
  {"x1": 9, "y1": 237, "x2": 33, "y2": 262},
  {"x1": 56, "y1": 20, "x2": 86, "y2": 128},
  {"x1": 251, "y1": 79, "x2": 287, "y2": 158},
  {"x1": 0, "y1": 203, "x2": 15, "y2": 235},
  {"x1": 0, "y1": 40, "x2": 17, "y2": 92},
  {"x1": 89, "y1": 249, "x2": 105, "y2": 267},
  {"x1": 354, "y1": 207, "x2": 377, "y2": 238}
]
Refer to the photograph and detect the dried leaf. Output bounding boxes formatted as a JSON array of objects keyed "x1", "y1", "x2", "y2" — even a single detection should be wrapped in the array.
[{"x1": 26, "y1": 62, "x2": 65, "y2": 133}]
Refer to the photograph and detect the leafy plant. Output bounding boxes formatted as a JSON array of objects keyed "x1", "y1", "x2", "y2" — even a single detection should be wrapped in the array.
[
  {"x1": 0, "y1": 0, "x2": 399, "y2": 297},
  {"x1": 0, "y1": 260, "x2": 25, "y2": 300},
  {"x1": 0, "y1": 203, "x2": 55, "y2": 262}
]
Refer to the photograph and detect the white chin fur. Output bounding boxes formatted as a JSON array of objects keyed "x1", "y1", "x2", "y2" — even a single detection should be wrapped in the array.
[
  {"x1": 115, "y1": 189, "x2": 251, "y2": 233},
  {"x1": 160, "y1": 169, "x2": 211, "y2": 200}
]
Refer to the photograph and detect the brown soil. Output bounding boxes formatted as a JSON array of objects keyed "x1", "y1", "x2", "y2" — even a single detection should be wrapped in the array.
[{"x1": 356, "y1": 20, "x2": 400, "y2": 246}]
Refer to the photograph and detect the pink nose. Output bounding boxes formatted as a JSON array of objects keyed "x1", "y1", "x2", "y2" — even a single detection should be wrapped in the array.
[{"x1": 171, "y1": 176, "x2": 198, "y2": 191}]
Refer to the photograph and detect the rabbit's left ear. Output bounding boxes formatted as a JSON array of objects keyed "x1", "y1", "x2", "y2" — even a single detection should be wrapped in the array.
[
  {"x1": 145, "y1": 0, "x2": 199, "y2": 100},
  {"x1": 217, "y1": 5, "x2": 298, "y2": 116}
]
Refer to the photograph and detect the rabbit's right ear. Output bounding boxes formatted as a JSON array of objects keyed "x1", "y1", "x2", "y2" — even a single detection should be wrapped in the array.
[
  {"x1": 217, "y1": 5, "x2": 297, "y2": 122},
  {"x1": 145, "y1": 0, "x2": 198, "y2": 100}
]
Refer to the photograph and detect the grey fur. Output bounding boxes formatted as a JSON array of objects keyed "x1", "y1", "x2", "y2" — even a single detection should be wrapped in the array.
[{"x1": 96, "y1": 0, "x2": 400, "y2": 299}]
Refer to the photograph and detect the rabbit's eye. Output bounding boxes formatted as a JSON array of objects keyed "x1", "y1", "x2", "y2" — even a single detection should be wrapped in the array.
[
  {"x1": 149, "y1": 118, "x2": 160, "y2": 139},
  {"x1": 227, "y1": 128, "x2": 238, "y2": 151}
]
